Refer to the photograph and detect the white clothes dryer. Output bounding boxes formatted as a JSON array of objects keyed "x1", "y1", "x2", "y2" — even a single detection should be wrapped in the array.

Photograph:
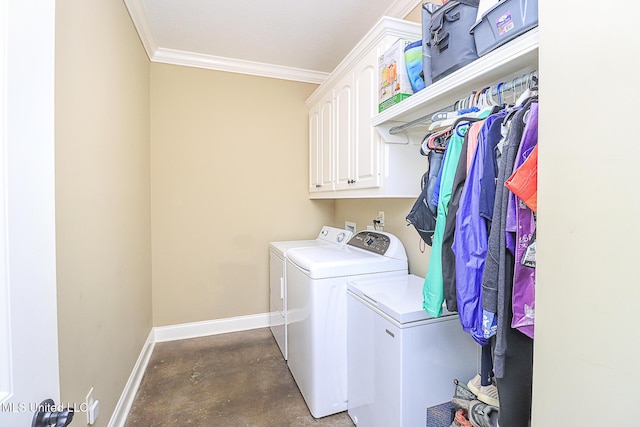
[
  {"x1": 285, "y1": 231, "x2": 408, "y2": 418},
  {"x1": 269, "y1": 226, "x2": 352, "y2": 360}
]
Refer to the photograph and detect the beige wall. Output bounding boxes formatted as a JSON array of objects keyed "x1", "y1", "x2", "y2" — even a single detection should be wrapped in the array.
[
  {"x1": 404, "y1": 0, "x2": 444, "y2": 24},
  {"x1": 55, "y1": 0, "x2": 152, "y2": 425},
  {"x1": 150, "y1": 63, "x2": 333, "y2": 326},
  {"x1": 403, "y1": 3, "x2": 422, "y2": 23},
  {"x1": 334, "y1": 199, "x2": 431, "y2": 277},
  {"x1": 531, "y1": 2, "x2": 640, "y2": 425}
]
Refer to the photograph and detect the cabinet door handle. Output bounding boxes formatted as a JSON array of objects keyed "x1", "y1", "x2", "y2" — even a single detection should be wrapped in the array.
[{"x1": 315, "y1": 184, "x2": 322, "y2": 188}]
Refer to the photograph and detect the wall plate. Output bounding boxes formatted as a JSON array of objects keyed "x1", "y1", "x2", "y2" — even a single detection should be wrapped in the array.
[{"x1": 345, "y1": 221, "x2": 356, "y2": 234}]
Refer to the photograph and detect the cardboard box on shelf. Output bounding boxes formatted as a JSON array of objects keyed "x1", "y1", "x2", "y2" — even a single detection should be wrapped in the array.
[{"x1": 378, "y1": 38, "x2": 414, "y2": 113}]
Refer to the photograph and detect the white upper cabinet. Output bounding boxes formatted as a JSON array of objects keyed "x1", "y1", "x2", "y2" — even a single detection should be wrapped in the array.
[
  {"x1": 306, "y1": 17, "x2": 423, "y2": 199},
  {"x1": 351, "y1": 48, "x2": 382, "y2": 191},
  {"x1": 334, "y1": 51, "x2": 381, "y2": 192},
  {"x1": 334, "y1": 72, "x2": 354, "y2": 190},
  {"x1": 309, "y1": 91, "x2": 333, "y2": 192}
]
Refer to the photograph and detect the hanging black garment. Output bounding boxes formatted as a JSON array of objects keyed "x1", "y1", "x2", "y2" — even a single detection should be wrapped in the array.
[
  {"x1": 406, "y1": 140, "x2": 446, "y2": 246},
  {"x1": 406, "y1": 168, "x2": 438, "y2": 246},
  {"x1": 441, "y1": 131, "x2": 470, "y2": 311}
]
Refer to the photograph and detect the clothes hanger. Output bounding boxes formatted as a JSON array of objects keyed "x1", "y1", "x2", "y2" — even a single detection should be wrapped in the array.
[
  {"x1": 487, "y1": 86, "x2": 500, "y2": 107},
  {"x1": 429, "y1": 107, "x2": 482, "y2": 131},
  {"x1": 429, "y1": 77, "x2": 523, "y2": 132},
  {"x1": 496, "y1": 82, "x2": 505, "y2": 107},
  {"x1": 510, "y1": 77, "x2": 519, "y2": 105},
  {"x1": 515, "y1": 74, "x2": 532, "y2": 106},
  {"x1": 477, "y1": 86, "x2": 499, "y2": 114},
  {"x1": 492, "y1": 89, "x2": 500, "y2": 108},
  {"x1": 429, "y1": 92, "x2": 481, "y2": 130},
  {"x1": 478, "y1": 87, "x2": 488, "y2": 108},
  {"x1": 426, "y1": 128, "x2": 451, "y2": 152},
  {"x1": 451, "y1": 115, "x2": 485, "y2": 138}
]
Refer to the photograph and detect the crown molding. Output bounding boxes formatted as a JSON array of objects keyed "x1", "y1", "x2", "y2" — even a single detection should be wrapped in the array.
[
  {"x1": 152, "y1": 48, "x2": 329, "y2": 84},
  {"x1": 384, "y1": 0, "x2": 423, "y2": 19},
  {"x1": 124, "y1": 0, "x2": 417, "y2": 84},
  {"x1": 123, "y1": 0, "x2": 157, "y2": 59},
  {"x1": 305, "y1": 16, "x2": 421, "y2": 107}
]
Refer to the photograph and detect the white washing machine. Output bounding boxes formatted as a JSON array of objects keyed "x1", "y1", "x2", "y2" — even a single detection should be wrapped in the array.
[
  {"x1": 285, "y1": 231, "x2": 408, "y2": 418},
  {"x1": 347, "y1": 274, "x2": 478, "y2": 427},
  {"x1": 269, "y1": 226, "x2": 352, "y2": 360}
]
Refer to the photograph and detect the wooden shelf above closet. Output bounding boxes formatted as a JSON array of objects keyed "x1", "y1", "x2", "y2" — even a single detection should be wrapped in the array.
[{"x1": 372, "y1": 27, "x2": 539, "y2": 135}]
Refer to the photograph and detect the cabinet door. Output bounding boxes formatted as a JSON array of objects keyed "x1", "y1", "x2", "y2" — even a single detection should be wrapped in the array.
[
  {"x1": 334, "y1": 74, "x2": 353, "y2": 190},
  {"x1": 309, "y1": 93, "x2": 334, "y2": 193},
  {"x1": 352, "y1": 50, "x2": 381, "y2": 190},
  {"x1": 308, "y1": 103, "x2": 321, "y2": 192}
]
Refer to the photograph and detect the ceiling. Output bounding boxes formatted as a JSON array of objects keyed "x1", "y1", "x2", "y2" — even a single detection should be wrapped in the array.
[{"x1": 124, "y1": 0, "x2": 420, "y2": 84}]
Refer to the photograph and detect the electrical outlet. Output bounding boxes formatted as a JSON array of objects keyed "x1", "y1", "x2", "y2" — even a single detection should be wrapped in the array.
[
  {"x1": 345, "y1": 221, "x2": 356, "y2": 233},
  {"x1": 377, "y1": 211, "x2": 385, "y2": 226},
  {"x1": 89, "y1": 400, "x2": 99, "y2": 425},
  {"x1": 86, "y1": 387, "x2": 99, "y2": 425}
]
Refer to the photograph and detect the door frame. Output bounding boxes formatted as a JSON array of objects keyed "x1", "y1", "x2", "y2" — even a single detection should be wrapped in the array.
[{"x1": 0, "y1": 0, "x2": 60, "y2": 424}]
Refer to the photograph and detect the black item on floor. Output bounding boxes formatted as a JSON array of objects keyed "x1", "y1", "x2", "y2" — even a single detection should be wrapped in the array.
[
  {"x1": 424, "y1": 0, "x2": 480, "y2": 82},
  {"x1": 426, "y1": 401, "x2": 455, "y2": 427}
]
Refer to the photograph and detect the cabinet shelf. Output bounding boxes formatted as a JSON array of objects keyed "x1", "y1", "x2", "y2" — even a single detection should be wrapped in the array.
[{"x1": 372, "y1": 27, "x2": 539, "y2": 134}]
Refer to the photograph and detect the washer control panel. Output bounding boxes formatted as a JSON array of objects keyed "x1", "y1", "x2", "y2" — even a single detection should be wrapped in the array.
[
  {"x1": 348, "y1": 231, "x2": 391, "y2": 255},
  {"x1": 317, "y1": 226, "x2": 353, "y2": 244}
]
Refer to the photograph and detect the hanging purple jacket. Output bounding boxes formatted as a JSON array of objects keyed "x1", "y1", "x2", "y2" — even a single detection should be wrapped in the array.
[
  {"x1": 509, "y1": 102, "x2": 538, "y2": 338},
  {"x1": 452, "y1": 113, "x2": 504, "y2": 345}
]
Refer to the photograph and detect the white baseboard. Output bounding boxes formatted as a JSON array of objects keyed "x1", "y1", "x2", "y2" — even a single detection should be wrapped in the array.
[
  {"x1": 108, "y1": 312, "x2": 269, "y2": 426},
  {"x1": 153, "y1": 312, "x2": 270, "y2": 342},
  {"x1": 108, "y1": 329, "x2": 155, "y2": 427}
]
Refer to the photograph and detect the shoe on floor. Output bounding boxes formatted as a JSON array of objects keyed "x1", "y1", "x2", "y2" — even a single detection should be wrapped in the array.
[
  {"x1": 477, "y1": 383, "x2": 500, "y2": 407},
  {"x1": 452, "y1": 397, "x2": 471, "y2": 411},
  {"x1": 467, "y1": 374, "x2": 482, "y2": 396},
  {"x1": 454, "y1": 409, "x2": 473, "y2": 427},
  {"x1": 468, "y1": 400, "x2": 499, "y2": 427},
  {"x1": 454, "y1": 378, "x2": 477, "y2": 400}
]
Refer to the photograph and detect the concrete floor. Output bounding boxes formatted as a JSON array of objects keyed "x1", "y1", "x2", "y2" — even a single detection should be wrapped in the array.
[{"x1": 124, "y1": 328, "x2": 355, "y2": 426}]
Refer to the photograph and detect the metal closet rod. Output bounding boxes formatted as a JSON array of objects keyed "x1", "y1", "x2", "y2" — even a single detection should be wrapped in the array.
[{"x1": 388, "y1": 70, "x2": 538, "y2": 135}]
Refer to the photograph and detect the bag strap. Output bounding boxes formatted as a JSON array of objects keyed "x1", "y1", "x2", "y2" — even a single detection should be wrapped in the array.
[
  {"x1": 455, "y1": 0, "x2": 480, "y2": 7},
  {"x1": 430, "y1": 0, "x2": 479, "y2": 47}
]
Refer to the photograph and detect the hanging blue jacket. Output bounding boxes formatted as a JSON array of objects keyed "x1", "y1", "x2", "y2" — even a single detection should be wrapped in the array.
[{"x1": 452, "y1": 113, "x2": 504, "y2": 344}]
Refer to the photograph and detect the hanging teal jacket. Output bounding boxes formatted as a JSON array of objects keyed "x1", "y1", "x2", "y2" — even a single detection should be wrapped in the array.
[
  {"x1": 423, "y1": 128, "x2": 466, "y2": 317},
  {"x1": 423, "y1": 112, "x2": 491, "y2": 317}
]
